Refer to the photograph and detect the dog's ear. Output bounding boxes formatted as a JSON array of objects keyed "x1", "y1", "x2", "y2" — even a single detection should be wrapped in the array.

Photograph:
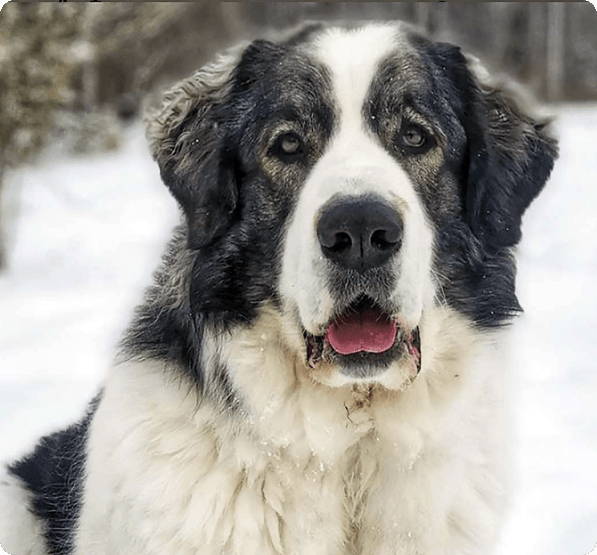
[
  {"x1": 463, "y1": 56, "x2": 558, "y2": 251},
  {"x1": 422, "y1": 41, "x2": 558, "y2": 251},
  {"x1": 146, "y1": 40, "x2": 287, "y2": 249},
  {"x1": 146, "y1": 47, "x2": 244, "y2": 250}
]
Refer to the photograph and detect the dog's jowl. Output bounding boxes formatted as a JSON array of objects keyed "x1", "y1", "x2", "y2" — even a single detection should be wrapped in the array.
[{"x1": 1, "y1": 22, "x2": 557, "y2": 555}]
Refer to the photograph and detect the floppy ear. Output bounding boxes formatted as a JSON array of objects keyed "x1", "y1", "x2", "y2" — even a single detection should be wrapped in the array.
[
  {"x1": 145, "y1": 47, "x2": 244, "y2": 249},
  {"x1": 463, "y1": 57, "x2": 558, "y2": 251},
  {"x1": 421, "y1": 40, "x2": 558, "y2": 251}
]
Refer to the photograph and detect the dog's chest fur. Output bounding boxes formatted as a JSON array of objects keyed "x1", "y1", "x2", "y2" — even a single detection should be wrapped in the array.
[{"x1": 75, "y1": 308, "x2": 510, "y2": 555}]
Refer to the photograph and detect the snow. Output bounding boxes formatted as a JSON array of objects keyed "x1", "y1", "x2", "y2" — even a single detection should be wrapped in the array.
[
  {"x1": 1, "y1": 106, "x2": 596, "y2": 554},
  {"x1": 0, "y1": 124, "x2": 180, "y2": 459},
  {"x1": 497, "y1": 105, "x2": 597, "y2": 555}
]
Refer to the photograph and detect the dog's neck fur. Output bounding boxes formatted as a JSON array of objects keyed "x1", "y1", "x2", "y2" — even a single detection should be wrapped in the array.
[{"x1": 76, "y1": 302, "x2": 511, "y2": 555}]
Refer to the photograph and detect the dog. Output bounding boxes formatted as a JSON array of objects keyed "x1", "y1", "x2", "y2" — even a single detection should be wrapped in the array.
[{"x1": 0, "y1": 22, "x2": 557, "y2": 555}]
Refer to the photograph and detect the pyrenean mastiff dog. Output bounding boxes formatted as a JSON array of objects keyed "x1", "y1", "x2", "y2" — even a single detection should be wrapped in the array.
[{"x1": 1, "y1": 22, "x2": 557, "y2": 555}]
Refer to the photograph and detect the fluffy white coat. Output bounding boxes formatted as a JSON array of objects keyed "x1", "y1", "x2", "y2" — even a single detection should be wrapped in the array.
[{"x1": 72, "y1": 305, "x2": 512, "y2": 555}]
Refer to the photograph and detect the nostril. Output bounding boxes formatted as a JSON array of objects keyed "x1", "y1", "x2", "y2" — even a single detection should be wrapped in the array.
[
  {"x1": 371, "y1": 228, "x2": 402, "y2": 251},
  {"x1": 326, "y1": 232, "x2": 352, "y2": 254}
]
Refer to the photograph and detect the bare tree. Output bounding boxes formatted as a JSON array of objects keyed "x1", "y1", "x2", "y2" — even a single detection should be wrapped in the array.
[
  {"x1": 0, "y1": 4, "x2": 85, "y2": 270},
  {"x1": 546, "y1": 2, "x2": 566, "y2": 102}
]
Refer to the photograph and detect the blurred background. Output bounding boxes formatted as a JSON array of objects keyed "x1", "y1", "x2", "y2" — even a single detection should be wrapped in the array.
[
  {"x1": 0, "y1": 3, "x2": 596, "y2": 555},
  {"x1": 1, "y1": 2, "x2": 597, "y2": 267}
]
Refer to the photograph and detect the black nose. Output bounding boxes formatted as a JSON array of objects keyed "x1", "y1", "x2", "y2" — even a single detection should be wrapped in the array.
[{"x1": 317, "y1": 197, "x2": 403, "y2": 272}]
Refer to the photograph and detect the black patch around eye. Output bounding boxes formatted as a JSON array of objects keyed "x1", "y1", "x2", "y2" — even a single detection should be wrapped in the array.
[
  {"x1": 396, "y1": 123, "x2": 434, "y2": 155},
  {"x1": 268, "y1": 132, "x2": 305, "y2": 163}
]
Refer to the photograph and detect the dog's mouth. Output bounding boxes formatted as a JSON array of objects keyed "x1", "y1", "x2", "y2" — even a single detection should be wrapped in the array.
[{"x1": 305, "y1": 296, "x2": 421, "y2": 378}]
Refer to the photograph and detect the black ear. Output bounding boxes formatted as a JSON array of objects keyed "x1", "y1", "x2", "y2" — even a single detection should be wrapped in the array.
[
  {"x1": 146, "y1": 40, "x2": 286, "y2": 250},
  {"x1": 146, "y1": 48, "x2": 243, "y2": 249},
  {"x1": 464, "y1": 59, "x2": 558, "y2": 250},
  {"x1": 422, "y1": 41, "x2": 558, "y2": 251}
]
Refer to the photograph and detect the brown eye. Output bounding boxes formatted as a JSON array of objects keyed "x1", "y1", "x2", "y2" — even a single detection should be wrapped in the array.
[
  {"x1": 400, "y1": 125, "x2": 427, "y2": 149},
  {"x1": 270, "y1": 132, "x2": 304, "y2": 162}
]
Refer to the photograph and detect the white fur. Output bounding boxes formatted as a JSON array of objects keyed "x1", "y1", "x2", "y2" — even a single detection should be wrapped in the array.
[
  {"x1": 0, "y1": 472, "x2": 47, "y2": 555},
  {"x1": 311, "y1": 24, "x2": 402, "y2": 130},
  {"x1": 279, "y1": 128, "x2": 435, "y2": 332},
  {"x1": 280, "y1": 25, "x2": 435, "y2": 390},
  {"x1": 5, "y1": 24, "x2": 515, "y2": 555},
  {"x1": 74, "y1": 305, "x2": 512, "y2": 555}
]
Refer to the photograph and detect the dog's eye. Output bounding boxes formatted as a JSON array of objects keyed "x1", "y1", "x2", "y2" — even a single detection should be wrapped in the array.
[
  {"x1": 399, "y1": 124, "x2": 429, "y2": 151},
  {"x1": 280, "y1": 134, "x2": 301, "y2": 155},
  {"x1": 270, "y1": 132, "x2": 304, "y2": 162}
]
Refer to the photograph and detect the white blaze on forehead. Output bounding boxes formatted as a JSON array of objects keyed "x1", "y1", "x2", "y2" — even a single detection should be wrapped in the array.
[
  {"x1": 312, "y1": 24, "x2": 402, "y2": 128},
  {"x1": 280, "y1": 23, "x2": 435, "y2": 347}
]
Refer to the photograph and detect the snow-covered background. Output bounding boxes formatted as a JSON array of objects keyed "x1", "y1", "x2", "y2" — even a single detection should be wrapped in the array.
[{"x1": 0, "y1": 106, "x2": 596, "y2": 555}]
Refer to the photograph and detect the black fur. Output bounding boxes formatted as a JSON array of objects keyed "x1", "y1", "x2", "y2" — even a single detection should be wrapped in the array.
[
  {"x1": 7, "y1": 24, "x2": 558, "y2": 552},
  {"x1": 118, "y1": 229, "x2": 201, "y2": 379},
  {"x1": 422, "y1": 37, "x2": 557, "y2": 327},
  {"x1": 7, "y1": 396, "x2": 100, "y2": 555},
  {"x1": 128, "y1": 26, "x2": 559, "y2": 385},
  {"x1": 123, "y1": 38, "x2": 335, "y2": 393},
  {"x1": 364, "y1": 32, "x2": 558, "y2": 328},
  {"x1": 411, "y1": 34, "x2": 558, "y2": 251}
]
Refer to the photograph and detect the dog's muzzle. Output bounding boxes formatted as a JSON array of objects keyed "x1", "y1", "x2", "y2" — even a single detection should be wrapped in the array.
[{"x1": 304, "y1": 196, "x2": 421, "y2": 380}]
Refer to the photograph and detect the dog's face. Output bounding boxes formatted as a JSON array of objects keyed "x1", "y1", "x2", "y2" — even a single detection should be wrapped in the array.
[{"x1": 146, "y1": 23, "x2": 557, "y2": 392}]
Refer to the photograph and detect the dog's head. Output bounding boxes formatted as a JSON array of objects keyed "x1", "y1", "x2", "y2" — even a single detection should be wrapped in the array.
[{"x1": 146, "y1": 23, "x2": 557, "y2": 391}]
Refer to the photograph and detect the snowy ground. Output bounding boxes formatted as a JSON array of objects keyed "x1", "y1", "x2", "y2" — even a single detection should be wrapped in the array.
[{"x1": 0, "y1": 106, "x2": 596, "y2": 555}]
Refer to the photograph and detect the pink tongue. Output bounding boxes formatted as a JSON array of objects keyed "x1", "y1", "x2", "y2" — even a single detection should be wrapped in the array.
[{"x1": 327, "y1": 308, "x2": 397, "y2": 355}]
